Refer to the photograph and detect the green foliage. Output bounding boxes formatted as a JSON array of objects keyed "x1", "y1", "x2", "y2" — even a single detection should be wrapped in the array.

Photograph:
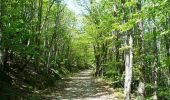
[
  {"x1": 1, "y1": 0, "x2": 170, "y2": 99},
  {"x1": 158, "y1": 87, "x2": 170, "y2": 100}
]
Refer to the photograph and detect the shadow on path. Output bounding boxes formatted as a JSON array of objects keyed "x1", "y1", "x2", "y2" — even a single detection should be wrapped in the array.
[{"x1": 41, "y1": 69, "x2": 117, "y2": 100}]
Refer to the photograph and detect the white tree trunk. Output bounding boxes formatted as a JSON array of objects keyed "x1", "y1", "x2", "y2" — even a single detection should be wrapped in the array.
[
  {"x1": 0, "y1": 27, "x2": 4, "y2": 71},
  {"x1": 153, "y1": 66, "x2": 158, "y2": 100},
  {"x1": 0, "y1": 1, "x2": 4, "y2": 71},
  {"x1": 138, "y1": 14, "x2": 145, "y2": 100},
  {"x1": 153, "y1": 28, "x2": 158, "y2": 100},
  {"x1": 0, "y1": 29, "x2": 3, "y2": 68},
  {"x1": 124, "y1": 35, "x2": 133, "y2": 100}
]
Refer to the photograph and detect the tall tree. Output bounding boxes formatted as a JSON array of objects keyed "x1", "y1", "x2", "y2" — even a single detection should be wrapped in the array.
[
  {"x1": 137, "y1": 0, "x2": 145, "y2": 99},
  {"x1": 153, "y1": 28, "x2": 158, "y2": 100},
  {"x1": 35, "y1": 0, "x2": 43, "y2": 72},
  {"x1": 0, "y1": 0, "x2": 3, "y2": 70},
  {"x1": 122, "y1": 0, "x2": 133, "y2": 99}
]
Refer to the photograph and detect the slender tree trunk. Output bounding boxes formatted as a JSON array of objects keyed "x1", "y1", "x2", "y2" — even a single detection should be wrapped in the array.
[
  {"x1": 0, "y1": 0, "x2": 3, "y2": 70},
  {"x1": 46, "y1": 4, "x2": 65, "y2": 72},
  {"x1": 0, "y1": 0, "x2": 6, "y2": 71},
  {"x1": 35, "y1": 0, "x2": 43, "y2": 72},
  {"x1": 164, "y1": 31, "x2": 170, "y2": 87},
  {"x1": 42, "y1": 1, "x2": 54, "y2": 66},
  {"x1": 37, "y1": 0, "x2": 43, "y2": 45},
  {"x1": 46, "y1": 14, "x2": 58, "y2": 72},
  {"x1": 137, "y1": 1, "x2": 145, "y2": 99},
  {"x1": 94, "y1": 45, "x2": 100, "y2": 76},
  {"x1": 41, "y1": 0, "x2": 54, "y2": 30},
  {"x1": 0, "y1": 30, "x2": 2, "y2": 70},
  {"x1": 165, "y1": 15, "x2": 170, "y2": 86},
  {"x1": 113, "y1": 5, "x2": 121, "y2": 75},
  {"x1": 115, "y1": 31, "x2": 122, "y2": 75},
  {"x1": 153, "y1": 28, "x2": 158, "y2": 100}
]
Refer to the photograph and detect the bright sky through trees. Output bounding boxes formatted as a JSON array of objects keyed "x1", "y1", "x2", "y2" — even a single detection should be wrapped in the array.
[
  {"x1": 66, "y1": 0, "x2": 84, "y2": 29},
  {"x1": 66, "y1": 0, "x2": 81, "y2": 16}
]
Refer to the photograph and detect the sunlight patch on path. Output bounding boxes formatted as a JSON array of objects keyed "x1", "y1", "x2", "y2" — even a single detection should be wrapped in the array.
[{"x1": 42, "y1": 69, "x2": 118, "y2": 100}]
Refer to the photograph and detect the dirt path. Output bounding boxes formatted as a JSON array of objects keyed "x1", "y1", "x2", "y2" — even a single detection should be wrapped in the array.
[{"x1": 40, "y1": 69, "x2": 117, "y2": 100}]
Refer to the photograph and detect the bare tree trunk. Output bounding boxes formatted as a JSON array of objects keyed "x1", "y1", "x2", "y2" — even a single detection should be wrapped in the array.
[
  {"x1": 0, "y1": 0, "x2": 4, "y2": 71},
  {"x1": 115, "y1": 31, "x2": 122, "y2": 75},
  {"x1": 113, "y1": 6, "x2": 121, "y2": 75},
  {"x1": 120, "y1": 0, "x2": 133, "y2": 99},
  {"x1": 124, "y1": 34, "x2": 133, "y2": 100},
  {"x1": 41, "y1": 0, "x2": 55, "y2": 30},
  {"x1": 0, "y1": 1, "x2": 2, "y2": 70},
  {"x1": 46, "y1": 12, "x2": 59, "y2": 72},
  {"x1": 165, "y1": 15, "x2": 170, "y2": 87},
  {"x1": 168, "y1": 16, "x2": 170, "y2": 87},
  {"x1": 0, "y1": 27, "x2": 3, "y2": 71},
  {"x1": 42, "y1": 0, "x2": 54, "y2": 68},
  {"x1": 93, "y1": 45, "x2": 100, "y2": 76},
  {"x1": 46, "y1": 4, "x2": 65, "y2": 72},
  {"x1": 137, "y1": 1, "x2": 145, "y2": 99},
  {"x1": 153, "y1": 28, "x2": 158, "y2": 100},
  {"x1": 35, "y1": 0, "x2": 43, "y2": 72}
]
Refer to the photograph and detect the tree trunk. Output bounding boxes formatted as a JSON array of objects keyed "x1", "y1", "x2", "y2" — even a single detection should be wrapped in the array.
[
  {"x1": 113, "y1": 5, "x2": 121, "y2": 75},
  {"x1": 121, "y1": 0, "x2": 133, "y2": 99},
  {"x1": 153, "y1": 28, "x2": 158, "y2": 100},
  {"x1": 137, "y1": 1, "x2": 145, "y2": 99},
  {"x1": 0, "y1": 0, "x2": 5, "y2": 71},
  {"x1": 46, "y1": 3, "x2": 65, "y2": 72},
  {"x1": 165, "y1": 15, "x2": 170, "y2": 86},
  {"x1": 115, "y1": 31, "x2": 122, "y2": 75},
  {"x1": 0, "y1": 29, "x2": 3, "y2": 70},
  {"x1": 94, "y1": 45, "x2": 100, "y2": 76},
  {"x1": 124, "y1": 34, "x2": 133, "y2": 100},
  {"x1": 35, "y1": 0, "x2": 43, "y2": 72},
  {"x1": 0, "y1": 0, "x2": 3, "y2": 70}
]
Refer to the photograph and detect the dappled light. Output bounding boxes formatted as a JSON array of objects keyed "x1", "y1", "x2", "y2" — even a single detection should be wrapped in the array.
[
  {"x1": 0, "y1": 0, "x2": 170, "y2": 99},
  {"x1": 40, "y1": 69, "x2": 117, "y2": 100}
]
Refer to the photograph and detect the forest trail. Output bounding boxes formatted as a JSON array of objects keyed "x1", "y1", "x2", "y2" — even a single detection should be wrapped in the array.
[{"x1": 40, "y1": 69, "x2": 118, "y2": 100}]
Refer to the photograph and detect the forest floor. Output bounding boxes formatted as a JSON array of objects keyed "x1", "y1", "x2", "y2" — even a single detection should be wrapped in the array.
[{"x1": 35, "y1": 69, "x2": 119, "y2": 100}]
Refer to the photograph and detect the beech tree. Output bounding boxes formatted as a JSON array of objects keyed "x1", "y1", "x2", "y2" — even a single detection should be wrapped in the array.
[{"x1": 0, "y1": 0, "x2": 170, "y2": 99}]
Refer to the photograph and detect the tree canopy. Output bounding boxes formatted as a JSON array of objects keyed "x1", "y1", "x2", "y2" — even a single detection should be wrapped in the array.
[{"x1": 0, "y1": 0, "x2": 170, "y2": 99}]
